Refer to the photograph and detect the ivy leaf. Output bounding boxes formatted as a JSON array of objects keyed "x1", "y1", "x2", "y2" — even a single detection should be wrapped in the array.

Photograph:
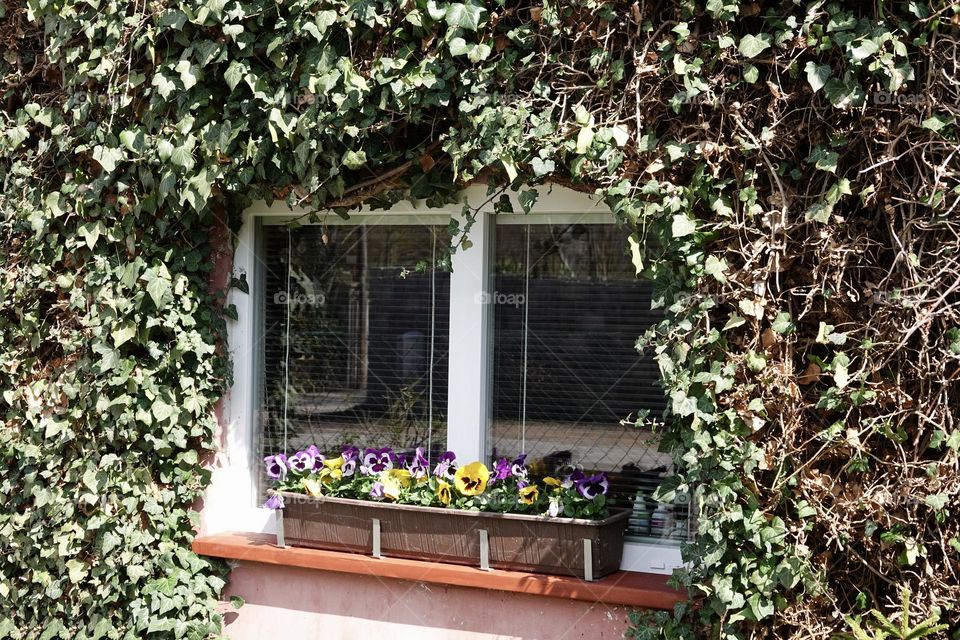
[
  {"x1": 925, "y1": 493, "x2": 948, "y2": 511},
  {"x1": 143, "y1": 269, "x2": 172, "y2": 309},
  {"x1": 833, "y1": 353, "x2": 850, "y2": 389},
  {"x1": 224, "y1": 61, "x2": 245, "y2": 91},
  {"x1": 575, "y1": 127, "x2": 594, "y2": 154},
  {"x1": 738, "y1": 34, "x2": 772, "y2": 59},
  {"x1": 448, "y1": 37, "x2": 470, "y2": 56},
  {"x1": 671, "y1": 214, "x2": 696, "y2": 238},
  {"x1": 921, "y1": 114, "x2": 951, "y2": 132},
  {"x1": 704, "y1": 255, "x2": 728, "y2": 283},
  {"x1": 342, "y1": 149, "x2": 367, "y2": 169},
  {"x1": 151, "y1": 72, "x2": 176, "y2": 99},
  {"x1": 92, "y1": 145, "x2": 123, "y2": 173},
  {"x1": 530, "y1": 157, "x2": 555, "y2": 177},
  {"x1": 445, "y1": 2, "x2": 485, "y2": 31},
  {"x1": 111, "y1": 321, "x2": 137, "y2": 347},
  {"x1": 771, "y1": 312, "x2": 795, "y2": 335},
  {"x1": 628, "y1": 234, "x2": 644, "y2": 274},
  {"x1": 170, "y1": 146, "x2": 195, "y2": 169},
  {"x1": 518, "y1": 189, "x2": 538, "y2": 213},
  {"x1": 807, "y1": 146, "x2": 838, "y2": 173},
  {"x1": 804, "y1": 62, "x2": 830, "y2": 93}
]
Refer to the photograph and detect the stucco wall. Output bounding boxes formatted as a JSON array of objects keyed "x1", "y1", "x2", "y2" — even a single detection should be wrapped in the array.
[{"x1": 221, "y1": 562, "x2": 630, "y2": 640}]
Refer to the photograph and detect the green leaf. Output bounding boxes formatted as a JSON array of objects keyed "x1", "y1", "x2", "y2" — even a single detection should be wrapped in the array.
[
  {"x1": 445, "y1": 2, "x2": 485, "y2": 31},
  {"x1": 804, "y1": 62, "x2": 830, "y2": 93},
  {"x1": 145, "y1": 275, "x2": 171, "y2": 309},
  {"x1": 704, "y1": 255, "x2": 727, "y2": 283},
  {"x1": 771, "y1": 312, "x2": 795, "y2": 335},
  {"x1": 575, "y1": 127, "x2": 594, "y2": 154},
  {"x1": 738, "y1": 34, "x2": 772, "y2": 59},
  {"x1": 111, "y1": 321, "x2": 137, "y2": 347},
  {"x1": 921, "y1": 114, "x2": 951, "y2": 132},
  {"x1": 671, "y1": 214, "x2": 696, "y2": 238},
  {"x1": 230, "y1": 596, "x2": 245, "y2": 609},
  {"x1": 92, "y1": 145, "x2": 123, "y2": 173},
  {"x1": 925, "y1": 493, "x2": 949, "y2": 511},
  {"x1": 224, "y1": 61, "x2": 245, "y2": 91},
  {"x1": 151, "y1": 398, "x2": 175, "y2": 422},
  {"x1": 342, "y1": 149, "x2": 367, "y2": 169},
  {"x1": 170, "y1": 146, "x2": 195, "y2": 169},
  {"x1": 833, "y1": 353, "x2": 850, "y2": 389}
]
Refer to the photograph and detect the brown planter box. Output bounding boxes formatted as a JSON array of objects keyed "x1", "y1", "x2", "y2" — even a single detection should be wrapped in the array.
[{"x1": 275, "y1": 491, "x2": 630, "y2": 580}]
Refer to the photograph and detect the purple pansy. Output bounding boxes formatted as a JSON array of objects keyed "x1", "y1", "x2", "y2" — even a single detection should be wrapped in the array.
[
  {"x1": 575, "y1": 473, "x2": 609, "y2": 500},
  {"x1": 490, "y1": 458, "x2": 511, "y2": 484},
  {"x1": 407, "y1": 447, "x2": 429, "y2": 479},
  {"x1": 361, "y1": 447, "x2": 394, "y2": 475},
  {"x1": 433, "y1": 451, "x2": 457, "y2": 479},
  {"x1": 511, "y1": 454, "x2": 528, "y2": 481},
  {"x1": 370, "y1": 482, "x2": 385, "y2": 500},
  {"x1": 341, "y1": 445, "x2": 359, "y2": 477},
  {"x1": 263, "y1": 494, "x2": 284, "y2": 510},
  {"x1": 562, "y1": 468, "x2": 585, "y2": 490},
  {"x1": 288, "y1": 450, "x2": 315, "y2": 474},
  {"x1": 264, "y1": 454, "x2": 288, "y2": 480},
  {"x1": 306, "y1": 445, "x2": 325, "y2": 472}
]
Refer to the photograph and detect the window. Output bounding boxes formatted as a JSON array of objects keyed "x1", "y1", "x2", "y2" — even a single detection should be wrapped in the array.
[
  {"x1": 490, "y1": 221, "x2": 689, "y2": 543},
  {"x1": 223, "y1": 188, "x2": 687, "y2": 573},
  {"x1": 258, "y1": 222, "x2": 450, "y2": 481}
]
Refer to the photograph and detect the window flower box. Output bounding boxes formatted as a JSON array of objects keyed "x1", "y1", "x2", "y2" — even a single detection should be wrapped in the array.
[
  {"x1": 274, "y1": 491, "x2": 630, "y2": 579},
  {"x1": 264, "y1": 445, "x2": 630, "y2": 579}
]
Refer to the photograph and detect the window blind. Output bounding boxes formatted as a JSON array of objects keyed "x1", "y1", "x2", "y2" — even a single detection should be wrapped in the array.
[
  {"x1": 490, "y1": 222, "x2": 692, "y2": 543},
  {"x1": 258, "y1": 223, "x2": 450, "y2": 494}
]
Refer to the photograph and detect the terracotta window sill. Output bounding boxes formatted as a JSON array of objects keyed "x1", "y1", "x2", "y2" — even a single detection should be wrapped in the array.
[{"x1": 194, "y1": 532, "x2": 684, "y2": 610}]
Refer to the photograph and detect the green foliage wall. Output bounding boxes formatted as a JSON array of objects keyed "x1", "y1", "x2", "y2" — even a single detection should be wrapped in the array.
[{"x1": 1, "y1": 0, "x2": 958, "y2": 638}]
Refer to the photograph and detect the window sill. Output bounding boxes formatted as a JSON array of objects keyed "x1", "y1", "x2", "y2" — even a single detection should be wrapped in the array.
[{"x1": 193, "y1": 532, "x2": 684, "y2": 610}]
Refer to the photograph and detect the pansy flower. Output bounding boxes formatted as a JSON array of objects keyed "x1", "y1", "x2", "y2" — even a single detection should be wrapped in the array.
[
  {"x1": 369, "y1": 482, "x2": 385, "y2": 500},
  {"x1": 490, "y1": 458, "x2": 511, "y2": 485},
  {"x1": 407, "y1": 447, "x2": 429, "y2": 479},
  {"x1": 288, "y1": 450, "x2": 315, "y2": 475},
  {"x1": 263, "y1": 494, "x2": 284, "y2": 510},
  {"x1": 436, "y1": 479, "x2": 453, "y2": 506},
  {"x1": 574, "y1": 472, "x2": 609, "y2": 500},
  {"x1": 518, "y1": 484, "x2": 539, "y2": 505},
  {"x1": 319, "y1": 456, "x2": 344, "y2": 485},
  {"x1": 433, "y1": 451, "x2": 457, "y2": 479},
  {"x1": 562, "y1": 468, "x2": 585, "y2": 490},
  {"x1": 361, "y1": 447, "x2": 395, "y2": 475},
  {"x1": 454, "y1": 462, "x2": 490, "y2": 496},
  {"x1": 547, "y1": 496, "x2": 562, "y2": 517},
  {"x1": 264, "y1": 454, "x2": 288, "y2": 480},
  {"x1": 380, "y1": 468, "x2": 412, "y2": 500},
  {"x1": 543, "y1": 476, "x2": 562, "y2": 490},
  {"x1": 511, "y1": 454, "x2": 528, "y2": 480},
  {"x1": 340, "y1": 445, "x2": 359, "y2": 477},
  {"x1": 306, "y1": 445, "x2": 325, "y2": 472}
]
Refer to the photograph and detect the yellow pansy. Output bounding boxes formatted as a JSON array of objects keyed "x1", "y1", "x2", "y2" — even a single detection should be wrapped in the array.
[
  {"x1": 518, "y1": 484, "x2": 540, "y2": 505},
  {"x1": 454, "y1": 461, "x2": 490, "y2": 496},
  {"x1": 436, "y1": 480, "x2": 453, "y2": 506},
  {"x1": 323, "y1": 456, "x2": 344, "y2": 471},
  {"x1": 543, "y1": 476, "x2": 561, "y2": 488},
  {"x1": 302, "y1": 477, "x2": 324, "y2": 497},
  {"x1": 380, "y1": 468, "x2": 412, "y2": 500}
]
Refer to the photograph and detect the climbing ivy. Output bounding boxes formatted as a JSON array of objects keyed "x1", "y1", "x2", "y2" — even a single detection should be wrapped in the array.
[{"x1": 2, "y1": 0, "x2": 959, "y2": 638}]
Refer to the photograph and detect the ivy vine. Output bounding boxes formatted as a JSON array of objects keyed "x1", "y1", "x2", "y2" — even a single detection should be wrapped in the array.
[{"x1": 2, "y1": 0, "x2": 958, "y2": 638}]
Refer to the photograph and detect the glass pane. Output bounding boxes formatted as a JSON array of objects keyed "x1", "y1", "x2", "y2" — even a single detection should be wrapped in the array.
[
  {"x1": 258, "y1": 223, "x2": 450, "y2": 494},
  {"x1": 491, "y1": 222, "x2": 689, "y2": 542}
]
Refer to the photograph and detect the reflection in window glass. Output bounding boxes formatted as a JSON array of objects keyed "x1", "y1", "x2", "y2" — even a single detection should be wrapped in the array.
[
  {"x1": 258, "y1": 224, "x2": 450, "y2": 489},
  {"x1": 491, "y1": 222, "x2": 689, "y2": 542}
]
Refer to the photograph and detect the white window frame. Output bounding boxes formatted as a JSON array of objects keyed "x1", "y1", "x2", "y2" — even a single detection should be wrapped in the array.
[{"x1": 205, "y1": 184, "x2": 683, "y2": 575}]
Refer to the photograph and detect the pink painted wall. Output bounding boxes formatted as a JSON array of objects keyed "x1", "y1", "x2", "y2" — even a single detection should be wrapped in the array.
[{"x1": 221, "y1": 562, "x2": 630, "y2": 640}]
